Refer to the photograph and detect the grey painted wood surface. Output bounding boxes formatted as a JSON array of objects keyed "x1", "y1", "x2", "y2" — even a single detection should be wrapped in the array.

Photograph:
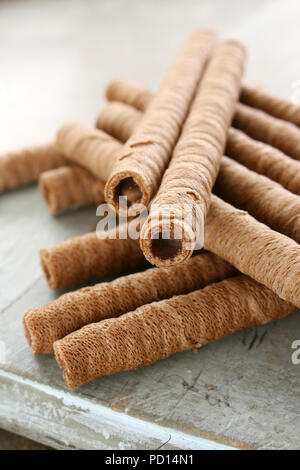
[
  {"x1": 0, "y1": 0, "x2": 299, "y2": 450},
  {"x1": 0, "y1": 428, "x2": 51, "y2": 451}
]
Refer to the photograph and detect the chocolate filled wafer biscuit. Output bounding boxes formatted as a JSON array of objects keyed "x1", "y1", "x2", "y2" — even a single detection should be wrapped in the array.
[
  {"x1": 39, "y1": 166, "x2": 105, "y2": 214},
  {"x1": 204, "y1": 195, "x2": 300, "y2": 307},
  {"x1": 105, "y1": 29, "x2": 216, "y2": 211},
  {"x1": 101, "y1": 80, "x2": 300, "y2": 196},
  {"x1": 106, "y1": 79, "x2": 152, "y2": 112},
  {"x1": 56, "y1": 121, "x2": 121, "y2": 180},
  {"x1": 234, "y1": 103, "x2": 300, "y2": 160},
  {"x1": 241, "y1": 84, "x2": 300, "y2": 127},
  {"x1": 40, "y1": 226, "x2": 148, "y2": 290},
  {"x1": 214, "y1": 156, "x2": 300, "y2": 243},
  {"x1": 96, "y1": 102, "x2": 142, "y2": 143},
  {"x1": 140, "y1": 41, "x2": 245, "y2": 267},
  {"x1": 226, "y1": 128, "x2": 300, "y2": 196},
  {"x1": 0, "y1": 143, "x2": 66, "y2": 192}
]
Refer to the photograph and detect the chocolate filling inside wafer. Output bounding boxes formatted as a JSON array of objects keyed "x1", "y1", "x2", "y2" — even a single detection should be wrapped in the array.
[
  {"x1": 151, "y1": 234, "x2": 182, "y2": 260},
  {"x1": 115, "y1": 177, "x2": 143, "y2": 205}
]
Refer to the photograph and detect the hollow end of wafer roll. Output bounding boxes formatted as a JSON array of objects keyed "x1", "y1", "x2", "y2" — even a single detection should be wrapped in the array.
[
  {"x1": 140, "y1": 218, "x2": 197, "y2": 267},
  {"x1": 23, "y1": 311, "x2": 53, "y2": 355},
  {"x1": 39, "y1": 175, "x2": 58, "y2": 214},
  {"x1": 53, "y1": 341, "x2": 74, "y2": 389},
  {"x1": 105, "y1": 170, "x2": 149, "y2": 211},
  {"x1": 39, "y1": 249, "x2": 57, "y2": 289},
  {"x1": 117, "y1": 177, "x2": 143, "y2": 202},
  {"x1": 105, "y1": 79, "x2": 153, "y2": 112}
]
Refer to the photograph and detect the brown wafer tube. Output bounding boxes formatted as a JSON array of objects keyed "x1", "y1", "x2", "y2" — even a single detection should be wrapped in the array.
[
  {"x1": 93, "y1": 99, "x2": 300, "y2": 254},
  {"x1": 23, "y1": 252, "x2": 235, "y2": 354},
  {"x1": 100, "y1": 81, "x2": 300, "y2": 196},
  {"x1": 0, "y1": 143, "x2": 66, "y2": 192},
  {"x1": 214, "y1": 156, "x2": 300, "y2": 242},
  {"x1": 227, "y1": 128, "x2": 300, "y2": 196},
  {"x1": 56, "y1": 121, "x2": 121, "y2": 180},
  {"x1": 105, "y1": 29, "x2": 216, "y2": 211},
  {"x1": 53, "y1": 275, "x2": 294, "y2": 388},
  {"x1": 40, "y1": 227, "x2": 148, "y2": 290},
  {"x1": 140, "y1": 41, "x2": 245, "y2": 267},
  {"x1": 204, "y1": 195, "x2": 300, "y2": 307},
  {"x1": 92, "y1": 96, "x2": 300, "y2": 251},
  {"x1": 96, "y1": 101, "x2": 143, "y2": 143},
  {"x1": 234, "y1": 103, "x2": 300, "y2": 160},
  {"x1": 39, "y1": 166, "x2": 105, "y2": 214},
  {"x1": 106, "y1": 79, "x2": 153, "y2": 112},
  {"x1": 241, "y1": 84, "x2": 300, "y2": 127},
  {"x1": 102, "y1": 99, "x2": 300, "y2": 235}
]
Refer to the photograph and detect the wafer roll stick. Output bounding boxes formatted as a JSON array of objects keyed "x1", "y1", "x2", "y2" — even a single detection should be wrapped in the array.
[
  {"x1": 100, "y1": 101, "x2": 300, "y2": 240},
  {"x1": 214, "y1": 156, "x2": 300, "y2": 242},
  {"x1": 96, "y1": 102, "x2": 143, "y2": 143},
  {"x1": 234, "y1": 103, "x2": 300, "y2": 160},
  {"x1": 105, "y1": 29, "x2": 216, "y2": 211},
  {"x1": 204, "y1": 195, "x2": 300, "y2": 307},
  {"x1": 53, "y1": 275, "x2": 294, "y2": 388},
  {"x1": 106, "y1": 79, "x2": 152, "y2": 112},
  {"x1": 102, "y1": 81, "x2": 300, "y2": 196},
  {"x1": 40, "y1": 226, "x2": 148, "y2": 290},
  {"x1": 24, "y1": 252, "x2": 235, "y2": 354},
  {"x1": 106, "y1": 79, "x2": 153, "y2": 113},
  {"x1": 0, "y1": 143, "x2": 67, "y2": 192},
  {"x1": 93, "y1": 97, "x2": 300, "y2": 249},
  {"x1": 227, "y1": 128, "x2": 300, "y2": 196},
  {"x1": 241, "y1": 84, "x2": 300, "y2": 127},
  {"x1": 56, "y1": 121, "x2": 121, "y2": 180},
  {"x1": 39, "y1": 166, "x2": 105, "y2": 214},
  {"x1": 94, "y1": 96, "x2": 300, "y2": 247},
  {"x1": 140, "y1": 41, "x2": 245, "y2": 267}
]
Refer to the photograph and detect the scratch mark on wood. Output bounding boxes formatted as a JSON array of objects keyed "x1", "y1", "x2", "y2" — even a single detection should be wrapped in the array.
[{"x1": 248, "y1": 330, "x2": 258, "y2": 350}]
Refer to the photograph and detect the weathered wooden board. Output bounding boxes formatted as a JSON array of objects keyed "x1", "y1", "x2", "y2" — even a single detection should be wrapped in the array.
[{"x1": 0, "y1": 0, "x2": 299, "y2": 450}]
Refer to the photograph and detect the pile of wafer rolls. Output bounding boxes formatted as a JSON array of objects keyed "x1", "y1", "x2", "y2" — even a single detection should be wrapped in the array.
[{"x1": 2, "y1": 29, "x2": 300, "y2": 389}]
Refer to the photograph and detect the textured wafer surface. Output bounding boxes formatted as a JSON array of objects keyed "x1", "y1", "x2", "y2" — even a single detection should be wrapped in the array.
[
  {"x1": 105, "y1": 29, "x2": 216, "y2": 209},
  {"x1": 241, "y1": 84, "x2": 300, "y2": 127},
  {"x1": 39, "y1": 228, "x2": 147, "y2": 290},
  {"x1": 140, "y1": 40, "x2": 245, "y2": 267},
  {"x1": 39, "y1": 166, "x2": 104, "y2": 214},
  {"x1": 234, "y1": 103, "x2": 300, "y2": 160},
  {"x1": 0, "y1": 142, "x2": 66, "y2": 192},
  {"x1": 101, "y1": 80, "x2": 300, "y2": 197},
  {"x1": 226, "y1": 128, "x2": 300, "y2": 196},
  {"x1": 204, "y1": 195, "x2": 300, "y2": 307},
  {"x1": 24, "y1": 251, "x2": 235, "y2": 354},
  {"x1": 54, "y1": 275, "x2": 294, "y2": 388},
  {"x1": 56, "y1": 121, "x2": 121, "y2": 180},
  {"x1": 106, "y1": 79, "x2": 153, "y2": 112},
  {"x1": 215, "y1": 156, "x2": 300, "y2": 242},
  {"x1": 96, "y1": 102, "x2": 143, "y2": 143}
]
